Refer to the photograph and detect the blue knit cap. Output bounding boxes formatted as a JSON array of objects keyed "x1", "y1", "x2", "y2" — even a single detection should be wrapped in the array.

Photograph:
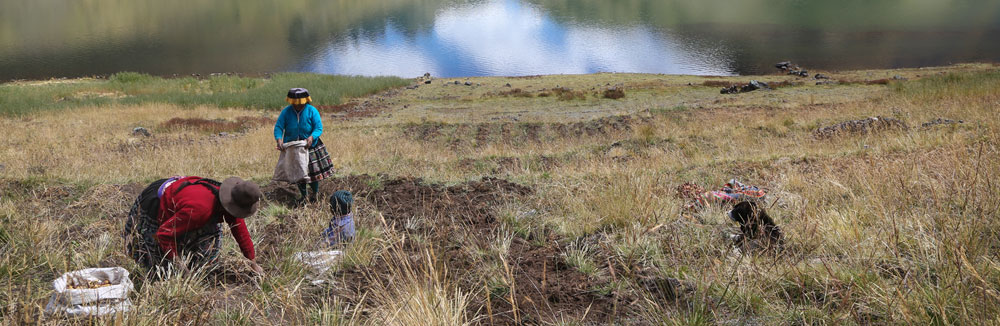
[{"x1": 330, "y1": 190, "x2": 353, "y2": 215}]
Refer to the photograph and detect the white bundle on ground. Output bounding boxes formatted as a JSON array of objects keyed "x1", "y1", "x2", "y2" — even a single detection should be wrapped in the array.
[
  {"x1": 273, "y1": 140, "x2": 309, "y2": 184},
  {"x1": 294, "y1": 250, "x2": 343, "y2": 284},
  {"x1": 45, "y1": 267, "x2": 134, "y2": 317}
]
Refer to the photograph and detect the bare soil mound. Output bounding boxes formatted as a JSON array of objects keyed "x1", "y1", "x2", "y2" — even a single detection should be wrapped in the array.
[
  {"x1": 263, "y1": 175, "x2": 627, "y2": 324},
  {"x1": 402, "y1": 115, "x2": 643, "y2": 146}
]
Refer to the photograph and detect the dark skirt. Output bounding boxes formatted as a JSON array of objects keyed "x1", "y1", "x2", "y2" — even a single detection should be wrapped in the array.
[
  {"x1": 305, "y1": 138, "x2": 334, "y2": 183},
  {"x1": 124, "y1": 179, "x2": 222, "y2": 270}
]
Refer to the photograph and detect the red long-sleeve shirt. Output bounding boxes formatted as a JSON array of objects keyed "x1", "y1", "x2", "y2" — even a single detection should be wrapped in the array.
[{"x1": 156, "y1": 177, "x2": 256, "y2": 260}]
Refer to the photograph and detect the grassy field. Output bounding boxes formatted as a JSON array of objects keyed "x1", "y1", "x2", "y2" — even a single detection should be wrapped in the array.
[
  {"x1": 0, "y1": 72, "x2": 409, "y2": 116},
  {"x1": 1, "y1": 63, "x2": 999, "y2": 325}
]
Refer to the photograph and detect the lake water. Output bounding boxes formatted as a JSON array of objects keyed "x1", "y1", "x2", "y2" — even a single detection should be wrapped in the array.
[{"x1": 2, "y1": 0, "x2": 999, "y2": 80}]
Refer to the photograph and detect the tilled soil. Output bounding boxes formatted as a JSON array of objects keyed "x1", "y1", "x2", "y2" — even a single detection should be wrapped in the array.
[
  {"x1": 263, "y1": 175, "x2": 628, "y2": 324},
  {"x1": 1, "y1": 175, "x2": 636, "y2": 323},
  {"x1": 402, "y1": 115, "x2": 643, "y2": 146}
]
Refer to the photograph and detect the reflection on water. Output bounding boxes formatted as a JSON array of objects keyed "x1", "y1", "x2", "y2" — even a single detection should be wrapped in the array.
[
  {"x1": 1, "y1": 0, "x2": 998, "y2": 79},
  {"x1": 312, "y1": 1, "x2": 735, "y2": 77}
]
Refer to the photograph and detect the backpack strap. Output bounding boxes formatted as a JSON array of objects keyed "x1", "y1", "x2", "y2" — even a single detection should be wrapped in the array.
[{"x1": 173, "y1": 178, "x2": 222, "y2": 198}]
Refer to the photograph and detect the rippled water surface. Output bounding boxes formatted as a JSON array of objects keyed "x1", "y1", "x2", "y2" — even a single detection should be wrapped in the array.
[{"x1": 2, "y1": 0, "x2": 999, "y2": 79}]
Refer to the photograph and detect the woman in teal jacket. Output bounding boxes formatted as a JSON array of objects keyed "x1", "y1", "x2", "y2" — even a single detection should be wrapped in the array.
[{"x1": 273, "y1": 88, "x2": 334, "y2": 204}]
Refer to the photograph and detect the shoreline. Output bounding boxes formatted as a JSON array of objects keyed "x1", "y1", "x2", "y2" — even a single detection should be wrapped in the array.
[{"x1": 5, "y1": 61, "x2": 998, "y2": 86}]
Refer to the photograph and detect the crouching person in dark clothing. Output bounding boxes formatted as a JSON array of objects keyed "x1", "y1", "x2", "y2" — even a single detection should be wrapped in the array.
[
  {"x1": 124, "y1": 176, "x2": 264, "y2": 275},
  {"x1": 728, "y1": 201, "x2": 784, "y2": 252},
  {"x1": 322, "y1": 190, "x2": 355, "y2": 246}
]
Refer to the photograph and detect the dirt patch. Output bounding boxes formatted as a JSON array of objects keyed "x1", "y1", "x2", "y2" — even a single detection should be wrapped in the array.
[
  {"x1": 552, "y1": 87, "x2": 587, "y2": 101},
  {"x1": 262, "y1": 175, "x2": 624, "y2": 323},
  {"x1": 159, "y1": 116, "x2": 273, "y2": 134},
  {"x1": 495, "y1": 88, "x2": 534, "y2": 98},
  {"x1": 603, "y1": 87, "x2": 625, "y2": 99},
  {"x1": 402, "y1": 122, "x2": 446, "y2": 141},
  {"x1": 836, "y1": 78, "x2": 894, "y2": 86},
  {"x1": 814, "y1": 116, "x2": 909, "y2": 139},
  {"x1": 409, "y1": 115, "x2": 640, "y2": 147},
  {"x1": 702, "y1": 80, "x2": 736, "y2": 88},
  {"x1": 475, "y1": 124, "x2": 493, "y2": 144}
]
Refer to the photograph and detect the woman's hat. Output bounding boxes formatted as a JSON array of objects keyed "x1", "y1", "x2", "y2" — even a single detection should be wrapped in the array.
[
  {"x1": 330, "y1": 190, "x2": 353, "y2": 216},
  {"x1": 220, "y1": 177, "x2": 262, "y2": 218},
  {"x1": 286, "y1": 88, "x2": 312, "y2": 105}
]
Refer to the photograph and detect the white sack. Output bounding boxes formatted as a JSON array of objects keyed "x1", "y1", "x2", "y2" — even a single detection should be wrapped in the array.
[
  {"x1": 273, "y1": 140, "x2": 309, "y2": 184},
  {"x1": 45, "y1": 267, "x2": 133, "y2": 317},
  {"x1": 294, "y1": 250, "x2": 343, "y2": 279}
]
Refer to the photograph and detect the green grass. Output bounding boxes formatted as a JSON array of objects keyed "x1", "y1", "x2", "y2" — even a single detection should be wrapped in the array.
[
  {"x1": 0, "y1": 72, "x2": 410, "y2": 116},
  {"x1": 891, "y1": 69, "x2": 1000, "y2": 101}
]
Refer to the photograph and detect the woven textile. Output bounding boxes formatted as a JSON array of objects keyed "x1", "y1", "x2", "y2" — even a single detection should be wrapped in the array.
[{"x1": 306, "y1": 138, "x2": 334, "y2": 183}]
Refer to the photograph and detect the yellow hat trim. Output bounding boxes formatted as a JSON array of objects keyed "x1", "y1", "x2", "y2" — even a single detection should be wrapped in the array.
[{"x1": 286, "y1": 96, "x2": 312, "y2": 105}]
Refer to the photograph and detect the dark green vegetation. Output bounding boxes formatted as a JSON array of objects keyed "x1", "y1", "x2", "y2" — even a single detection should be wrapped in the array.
[{"x1": 0, "y1": 72, "x2": 408, "y2": 116}]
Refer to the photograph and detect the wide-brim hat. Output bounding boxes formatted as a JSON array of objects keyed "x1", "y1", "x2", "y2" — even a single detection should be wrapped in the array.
[
  {"x1": 286, "y1": 87, "x2": 312, "y2": 105},
  {"x1": 220, "y1": 177, "x2": 262, "y2": 218}
]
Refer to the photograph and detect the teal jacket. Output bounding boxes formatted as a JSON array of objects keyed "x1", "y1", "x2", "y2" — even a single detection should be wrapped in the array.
[{"x1": 274, "y1": 104, "x2": 323, "y2": 147}]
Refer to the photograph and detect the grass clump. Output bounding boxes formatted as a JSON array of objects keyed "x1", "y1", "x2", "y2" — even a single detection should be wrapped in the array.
[
  {"x1": 562, "y1": 240, "x2": 599, "y2": 276},
  {"x1": 891, "y1": 69, "x2": 1000, "y2": 101}
]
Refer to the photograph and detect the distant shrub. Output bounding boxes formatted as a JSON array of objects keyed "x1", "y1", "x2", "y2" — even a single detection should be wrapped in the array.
[
  {"x1": 498, "y1": 88, "x2": 533, "y2": 98},
  {"x1": 552, "y1": 87, "x2": 585, "y2": 101},
  {"x1": 109, "y1": 72, "x2": 156, "y2": 84}
]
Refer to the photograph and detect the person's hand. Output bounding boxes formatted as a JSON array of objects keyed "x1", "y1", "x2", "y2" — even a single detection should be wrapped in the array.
[
  {"x1": 306, "y1": 136, "x2": 314, "y2": 145},
  {"x1": 275, "y1": 139, "x2": 283, "y2": 151},
  {"x1": 250, "y1": 260, "x2": 265, "y2": 276}
]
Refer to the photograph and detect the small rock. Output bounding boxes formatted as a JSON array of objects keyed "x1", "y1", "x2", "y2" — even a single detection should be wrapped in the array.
[
  {"x1": 464, "y1": 81, "x2": 472, "y2": 86},
  {"x1": 454, "y1": 81, "x2": 462, "y2": 85},
  {"x1": 406, "y1": 85, "x2": 418, "y2": 90},
  {"x1": 721, "y1": 80, "x2": 769, "y2": 94},
  {"x1": 423, "y1": 72, "x2": 431, "y2": 78},
  {"x1": 424, "y1": 80, "x2": 431, "y2": 84},
  {"x1": 893, "y1": 75, "x2": 905, "y2": 80},
  {"x1": 218, "y1": 132, "x2": 228, "y2": 137},
  {"x1": 775, "y1": 61, "x2": 794, "y2": 71},
  {"x1": 814, "y1": 74, "x2": 829, "y2": 79},
  {"x1": 505, "y1": 83, "x2": 512, "y2": 87},
  {"x1": 921, "y1": 118, "x2": 964, "y2": 128},
  {"x1": 788, "y1": 70, "x2": 808, "y2": 77},
  {"x1": 131, "y1": 127, "x2": 151, "y2": 137}
]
